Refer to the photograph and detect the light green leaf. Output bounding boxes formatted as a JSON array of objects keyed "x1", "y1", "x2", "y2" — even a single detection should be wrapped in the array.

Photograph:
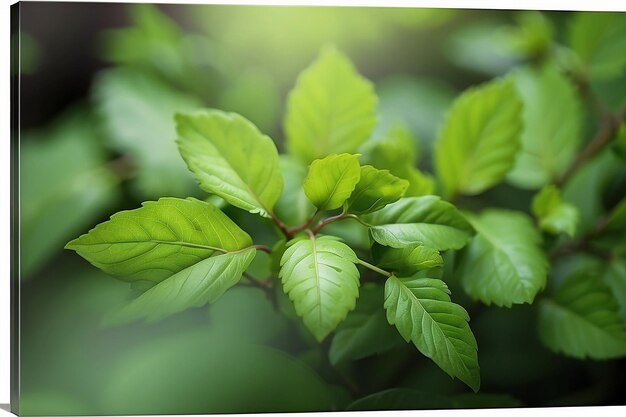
[
  {"x1": 21, "y1": 110, "x2": 120, "y2": 278},
  {"x1": 568, "y1": 12, "x2": 626, "y2": 81},
  {"x1": 66, "y1": 197, "x2": 252, "y2": 283},
  {"x1": 531, "y1": 185, "x2": 579, "y2": 236},
  {"x1": 345, "y1": 166, "x2": 408, "y2": 214},
  {"x1": 507, "y1": 64, "x2": 582, "y2": 189},
  {"x1": 538, "y1": 272, "x2": 626, "y2": 359},
  {"x1": 457, "y1": 209, "x2": 548, "y2": 307},
  {"x1": 329, "y1": 284, "x2": 403, "y2": 365},
  {"x1": 372, "y1": 242, "x2": 443, "y2": 276},
  {"x1": 303, "y1": 153, "x2": 361, "y2": 211},
  {"x1": 108, "y1": 248, "x2": 256, "y2": 324},
  {"x1": 384, "y1": 276, "x2": 480, "y2": 392},
  {"x1": 279, "y1": 235, "x2": 360, "y2": 341},
  {"x1": 176, "y1": 110, "x2": 283, "y2": 217},
  {"x1": 365, "y1": 196, "x2": 474, "y2": 251},
  {"x1": 274, "y1": 156, "x2": 316, "y2": 226},
  {"x1": 93, "y1": 68, "x2": 201, "y2": 198},
  {"x1": 434, "y1": 77, "x2": 523, "y2": 197},
  {"x1": 284, "y1": 47, "x2": 377, "y2": 162}
]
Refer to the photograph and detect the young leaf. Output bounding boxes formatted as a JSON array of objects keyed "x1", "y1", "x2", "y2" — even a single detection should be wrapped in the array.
[
  {"x1": 365, "y1": 196, "x2": 474, "y2": 251},
  {"x1": 434, "y1": 77, "x2": 523, "y2": 197},
  {"x1": 384, "y1": 276, "x2": 480, "y2": 392},
  {"x1": 107, "y1": 248, "x2": 256, "y2": 324},
  {"x1": 176, "y1": 110, "x2": 283, "y2": 218},
  {"x1": 284, "y1": 47, "x2": 377, "y2": 162},
  {"x1": 457, "y1": 209, "x2": 548, "y2": 307},
  {"x1": 279, "y1": 235, "x2": 360, "y2": 341},
  {"x1": 531, "y1": 185, "x2": 579, "y2": 236},
  {"x1": 507, "y1": 64, "x2": 582, "y2": 189},
  {"x1": 274, "y1": 156, "x2": 316, "y2": 226},
  {"x1": 66, "y1": 197, "x2": 252, "y2": 283},
  {"x1": 303, "y1": 153, "x2": 361, "y2": 211},
  {"x1": 538, "y1": 272, "x2": 626, "y2": 359},
  {"x1": 372, "y1": 242, "x2": 443, "y2": 276},
  {"x1": 345, "y1": 166, "x2": 409, "y2": 214},
  {"x1": 329, "y1": 284, "x2": 403, "y2": 365},
  {"x1": 568, "y1": 12, "x2": 626, "y2": 81}
]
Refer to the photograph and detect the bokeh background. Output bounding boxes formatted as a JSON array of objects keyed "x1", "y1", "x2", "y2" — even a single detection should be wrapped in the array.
[{"x1": 15, "y1": 2, "x2": 626, "y2": 414}]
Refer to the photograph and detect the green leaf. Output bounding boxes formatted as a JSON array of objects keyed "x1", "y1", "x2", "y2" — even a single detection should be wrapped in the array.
[
  {"x1": 365, "y1": 196, "x2": 474, "y2": 251},
  {"x1": 434, "y1": 77, "x2": 523, "y2": 197},
  {"x1": 176, "y1": 110, "x2": 283, "y2": 217},
  {"x1": 531, "y1": 185, "x2": 579, "y2": 236},
  {"x1": 372, "y1": 242, "x2": 443, "y2": 276},
  {"x1": 93, "y1": 68, "x2": 201, "y2": 198},
  {"x1": 384, "y1": 276, "x2": 480, "y2": 392},
  {"x1": 507, "y1": 64, "x2": 582, "y2": 189},
  {"x1": 303, "y1": 153, "x2": 361, "y2": 211},
  {"x1": 274, "y1": 156, "x2": 316, "y2": 227},
  {"x1": 284, "y1": 47, "x2": 377, "y2": 162},
  {"x1": 457, "y1": 209, "x2": 548, "y2": 307},
  {"x1": 603, "y1": 260, "x2": 626, "y2": 322},
  {"x1": 66, "y1": 197, "x2": 252, "y2": 283},
  {"x1": 538, "y1": 272, "x2": 626, "y2": 359},
  {"x1": 345, "y1": 166, "x2": 408, "y2": 214},
  {"x1": 21, "y1": 109, "x2": 120, "y2": 278},
  {"x1": 329, "y1": 284, "x2": 403, "y2": 365},
  {"x1": 279, "y1": 235, "x2": 360, "y2": 341},
  {"x1": 107, "y1": 248, "x2": 256, "y2": 324},
  {"x1": 568, "y1": 12, "x2": 626, "y2": 81}
]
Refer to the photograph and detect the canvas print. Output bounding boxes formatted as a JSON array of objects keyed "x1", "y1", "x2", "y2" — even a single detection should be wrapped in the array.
[{"x1": 10, "y1": 1, "x2": 626, "y2": 415}]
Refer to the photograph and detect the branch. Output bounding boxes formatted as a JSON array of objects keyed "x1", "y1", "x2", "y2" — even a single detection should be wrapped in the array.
[{"x1": 269, "y1": 211, "x2": 292, "y2": 239}]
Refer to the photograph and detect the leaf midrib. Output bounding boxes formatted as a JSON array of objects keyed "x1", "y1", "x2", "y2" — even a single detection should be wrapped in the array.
[{"x1": 69, "y1": 238, "x2": 234, "y2": 254}]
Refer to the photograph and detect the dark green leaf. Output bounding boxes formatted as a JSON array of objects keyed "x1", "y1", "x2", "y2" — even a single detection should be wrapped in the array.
[
  {"x1": 176, "y1": 110, "x2": 283, "y2": 217},
  {"x1": 303, "y1": 153, "x2": 361, "y2": 211},
  {"x1": 66, "y1": 197, "x2": 252, "y2": 283},
  {"x1": 384, "y1": 276, "x2": 480, "y2": 391},
  {"x1": 603, "y1": 259, "x2": 626, "y2": 322},
  {"x1": 279, "y1": 235, "x2": 360, "y2": 341},
  {"x1": 434, "y1": 77, "x2": 523, "y2": 197},
  {"x1": 365, "y1": 196, "x2": 474, "y2": 251},
  {"x1": 457, "y1": 209, "x2": 548, "y2": 307},
  {"x1": 345, "y1": 166, "x2": 408, "y2": 214},
  {"x1": 284, "y1": 47, "x2": 377, "y2": 162}
]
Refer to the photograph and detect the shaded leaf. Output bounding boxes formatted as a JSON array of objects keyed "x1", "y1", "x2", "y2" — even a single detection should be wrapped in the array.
[
  {"x1": 538, "y1": 272, "x2": 626, "y2": 359},
  {"x1": 279, "y1": 235, "x2": 360, "y2": 341},
  {"x1": 66, "y1": 198, "x2": 252, "y2": 284},
  {"x1": 384, "y1": 276, "x2": 480, "y2": 391},
  {"x1": 434, "y1": 77, "x2": 523, "y2": 197},
  {"x1": 176, "y1": 110, "x2": 283, "y2": 217},
  {"x1": 457, "y1": 209, "x2": 548, "y2": 307},
  {"x1": 365, "y1": 196, "x2": 474, "y2": 251},
  {"x1": 372, "y1": 242, "x2": 443, "y2": 276},
  {"x1": 531, "y1": 185, "x2": 579, "y2": 236},
  {"x1": 603, "y1": 259, "x2": 626, "y2": 322},
  {"x1": 303, "y1": 153, "x2": 361, "y2": 211},
  {"x1": 274, "y1": 156, "x2": 316, "y2": 226},
  {"x1": 284, "y1": 47, "x2": 377, "y2": 162},
  {"x1": 345, "y1": 166, "x2": 408, "y2": 214}
]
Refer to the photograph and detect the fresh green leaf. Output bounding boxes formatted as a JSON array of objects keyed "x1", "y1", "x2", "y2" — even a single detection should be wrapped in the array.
[
  {"x1": 329, "y1": 284, "x2": 403, "y2": 365},
  {"x1": 345, "y1": 166, "x2": 408, "y2": 214},
  {"x1": 384, "y1": 276, "x2": 480, "y2": 392},
  {"x1": 365, "y1": 196, "x2": 474, "y2": 251},
  {"x1": 538, "y1": 272, "x2": 626, "y2": 359},
  {"x1": 507, "y1": 64, "x2": 582, "y2": 189},
  {"x1": 66, "y1": 197, "x2": 252, "y2": 283},
  {"x1": 434, "y1": 77, "x2": 523, "y2": 197},
  {"x1": 21, "y1": 109, "x2": 120, "y2": 278},
  {"x1": 372, "y1": 242, "x2": 443, "y2": 276},
  {"x1": 274, "y1": 156, "x2": 316, "y2": 227},
  {"x1": 107, "y1": 248, "x2": 256, "y2": 324},
  {"x1": 531, "y1": 185, "x2": 579, "y2": 236},
  {"x1": 568, "y1": 12, "x2": 626, "y2": 81},
  {"x1": 279, "y1": 235, "x2": 360, "y2": 341},
  {"x1": 176, "y1": 110, "x2": 283, "y2": 217},
  {"x1": 457, "y1": 209, "x2": 548, "y2": 307},
  {"x1": 93, "y1": 68, "x2": 201, "y2": 198},
  {"x1": 303, "y1": 153, "x2": 361, "y2": 211},
  {"x1": 284, "y1": 47, "x2": 377, "y2": 162}
]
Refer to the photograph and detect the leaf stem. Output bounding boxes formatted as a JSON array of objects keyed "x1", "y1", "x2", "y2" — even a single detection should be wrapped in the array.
[
  {"x1": 269, "y1": 210, "x2": 292, "y2": 239},
  {"x1": 310, "y1": 212, "x2": 370, "y2": 234},
  {"x1": 356, "y1": 258, "x2": 392, "y2": 277},
  {"x1": 252, "y1": 244, "x2": 272, "y2": 254},
  {"x1": 287, "y1": 208, "x2": 320, "y2": 235}
]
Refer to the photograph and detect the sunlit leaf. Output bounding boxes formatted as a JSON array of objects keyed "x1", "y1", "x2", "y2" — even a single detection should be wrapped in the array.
[
  {"x1": 345, "y1": 166, "x2": 408, "y2": 214},
  {"x1": 531, "y1": 185, "x2": 579, "y2": 236},
  {"x1": 303, "y1": 153, "x2": 361, "y2": 211}
]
